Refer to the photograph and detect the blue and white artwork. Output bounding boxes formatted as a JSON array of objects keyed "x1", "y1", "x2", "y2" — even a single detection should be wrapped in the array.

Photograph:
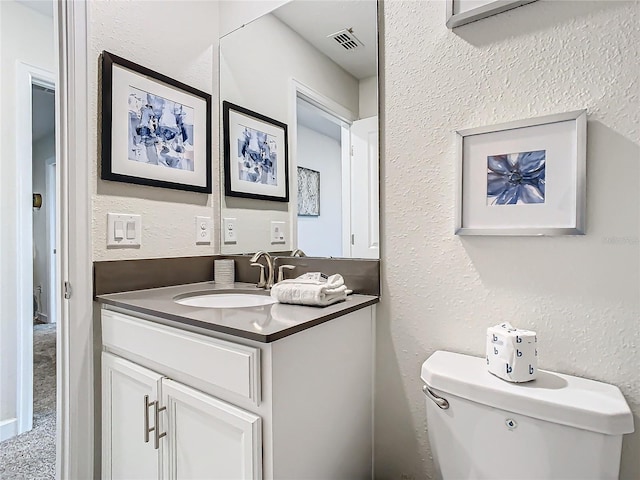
[
  {"x1": 128, "y1": 86, "x2": 195, "y2": 171},
  {"x1": 236, "y1": 126, "x2": 278, "y2": 185},
  {"x1": 487, "y1": 150, "x2": 546, "y2": 205}
]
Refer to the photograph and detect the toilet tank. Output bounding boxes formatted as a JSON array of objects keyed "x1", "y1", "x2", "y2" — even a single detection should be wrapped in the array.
[{"x1": 421, "y1": 351, "x2": 634, "y2": 480}]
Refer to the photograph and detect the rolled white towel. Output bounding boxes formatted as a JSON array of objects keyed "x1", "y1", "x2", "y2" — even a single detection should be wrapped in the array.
[{"x1": 270, "y1": 274, "x2": 348, "y2": 307}]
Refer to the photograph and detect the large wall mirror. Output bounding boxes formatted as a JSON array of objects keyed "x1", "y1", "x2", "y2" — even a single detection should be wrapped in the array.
[{"x1": 219, "y1": 0, "x2": 379, "y2": 259}]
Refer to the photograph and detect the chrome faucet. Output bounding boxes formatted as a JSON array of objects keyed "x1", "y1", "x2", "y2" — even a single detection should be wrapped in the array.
[
  {"x1": 290, "y1": 248, "x2": 306, "y2": 257},
  {"x1": 250, "y1": 251, "x2": 274, "y2": 289}
]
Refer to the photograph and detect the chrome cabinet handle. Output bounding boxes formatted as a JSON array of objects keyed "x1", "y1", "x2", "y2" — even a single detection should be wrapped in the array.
[
  {"x1": 422, "y1": 384, "x2": 449, "y2": 410},
  {"x1": 143, "y1": 395, "x2": 154, "y2": 443},
  {"x1": 154, "y1": 401, "x2": 167, "y2": 450}
]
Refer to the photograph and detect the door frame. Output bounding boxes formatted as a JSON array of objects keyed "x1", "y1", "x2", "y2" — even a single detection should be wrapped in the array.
[
  {"x1": 55, "y1": 1, "x2": 93, "y2": 478},
  {"x1": 15, "y1": 62, "x2": 56, "y2": 436},
  {"x1": 289, "y1": 80, "x2": 356, "y2": 253}
]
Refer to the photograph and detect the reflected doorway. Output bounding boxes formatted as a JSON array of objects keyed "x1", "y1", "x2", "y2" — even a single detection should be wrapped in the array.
[
  {"x1": 296, "y1": 97, "x2": 347, "y2": 257},
  {"x1": 295, "y1": 96, "x2": 379, "y2": 259}
]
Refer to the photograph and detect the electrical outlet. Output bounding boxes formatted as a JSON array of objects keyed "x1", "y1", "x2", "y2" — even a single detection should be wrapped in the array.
[
  {"x1": 270, "y1": 221, "x2": 286, "y2": 244},
  {"x1": 223, "y1": 218, "x2": 237, "y2": 244},
  {"x1": 195, "y1": 216, "x2": 212, "y2": 244}
]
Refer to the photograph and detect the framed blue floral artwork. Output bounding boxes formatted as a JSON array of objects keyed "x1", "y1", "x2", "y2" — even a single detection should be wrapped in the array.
[{"x1": 455, "y1": 110, "x2": 586, "y2": 235}]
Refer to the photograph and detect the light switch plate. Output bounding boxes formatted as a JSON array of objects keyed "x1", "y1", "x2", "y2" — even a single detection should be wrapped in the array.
[
  {"x1": 223, "y1": 218, "x2": 237, "y2": 244},
  {"x1": 270, "y1": 221, "x2": 286, "y2": 244},
  {"x1": 107, "y1": 213, "x2": 141, "y2": 247},
  {"x1": 195, "y1": 216, "x2": 212, "y2": 244}
]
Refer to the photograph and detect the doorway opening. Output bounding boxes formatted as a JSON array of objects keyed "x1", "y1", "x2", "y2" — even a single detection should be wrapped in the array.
[
  {"x1": 0, "y1": 71, "x2": 57, "y2": 480},
  {"x1": 296, "y1": 97, "x2": 348, "y2": 257},
  {"x1": 30, "y1": 81, "x2": 58, "y2": 473},
  {"x1": 293, "y1": 83, "x2": 379, "y2": 259}
]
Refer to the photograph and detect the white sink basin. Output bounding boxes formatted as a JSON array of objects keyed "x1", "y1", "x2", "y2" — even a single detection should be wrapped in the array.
[{"x1": 174, "y1": 293, "x2": 277, "y2": 309}]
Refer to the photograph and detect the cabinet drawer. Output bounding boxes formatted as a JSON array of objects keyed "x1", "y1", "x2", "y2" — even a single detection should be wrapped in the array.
[{"x1": 102, "y1": 309, "x2": 260, "y2": 404}]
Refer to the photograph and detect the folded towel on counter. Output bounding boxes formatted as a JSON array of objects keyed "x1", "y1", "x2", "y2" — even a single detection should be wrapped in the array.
[{"x1": 270, "y1": 273, "x2": 348, "y2": 307}]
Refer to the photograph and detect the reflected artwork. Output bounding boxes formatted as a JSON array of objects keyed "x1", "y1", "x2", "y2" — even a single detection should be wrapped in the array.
[
  {"x1": 236, "y1": 126, "x2": 278, "y2": 185},
  {"x1": 297, "y1": 166, "x2": 320, "y2": 216},
  {"x1": 487, "y1": 150, "x2": 546, "y2": 205},
  {"x1": 128, "y1": 87, "x2": 195, "y2": 171}
]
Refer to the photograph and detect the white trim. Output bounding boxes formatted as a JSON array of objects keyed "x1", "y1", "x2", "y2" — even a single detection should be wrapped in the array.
[
  {"x1": 16, "y1": 61, "x2": 56, "y2": 438},
  {"x1": 292, "y1": 80, "x2": 356, "y2": 125},
  {"x1": 56, "y1": 1, "x2": 93, "y2": 479},
  {"x1": 0, "y1": 418, "x2": 18, "y2": 442}
]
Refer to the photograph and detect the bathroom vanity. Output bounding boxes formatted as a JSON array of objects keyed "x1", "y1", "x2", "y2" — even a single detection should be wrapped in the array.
[{"x1": 97, "y1": 283, "x2": 377, "y2": 479}]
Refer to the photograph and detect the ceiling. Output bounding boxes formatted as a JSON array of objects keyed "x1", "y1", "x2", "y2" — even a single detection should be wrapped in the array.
[
  {"x1": 272, "y1": 0, "x2": 378, "y2": 80},
  {"x1": 15, "y1": 0, "x2": 53, "y2": 18},
  {"x1": 32, "y1": 85, "x2": 55, "y2": 143}
]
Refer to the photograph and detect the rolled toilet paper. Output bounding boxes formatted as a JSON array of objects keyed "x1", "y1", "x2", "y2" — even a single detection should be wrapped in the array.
[{"x1": 486, "y1": 322, "x2": 537, "y2": 383}]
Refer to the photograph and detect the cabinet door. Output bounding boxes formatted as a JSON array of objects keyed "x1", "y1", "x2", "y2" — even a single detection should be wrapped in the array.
[
  {"x1": 161, "y1": 379, "x2": 262, "y2": 480},
  {"x1": 102, "y1": 352, "x2": 164, "y2": 480}
]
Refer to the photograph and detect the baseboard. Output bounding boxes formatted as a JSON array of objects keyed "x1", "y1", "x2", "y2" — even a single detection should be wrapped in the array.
[
  {"x1": 37, "y1": 312, "x2": 49, "y2": 323},
  {"x1": 0, "y1": 417, "x2": 17, "y2": 442}
]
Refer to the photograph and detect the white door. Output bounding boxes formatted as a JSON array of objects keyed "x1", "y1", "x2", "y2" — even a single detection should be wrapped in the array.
[
  {"x1": 102, "y1": 352, "x2": 163, "y2": 480},
  {"x1": 161, "y1": 379, "x2": 262, "y2": 480},
  {"x1": 350, "y1": 116, "x2": 379, "y2": 258}
]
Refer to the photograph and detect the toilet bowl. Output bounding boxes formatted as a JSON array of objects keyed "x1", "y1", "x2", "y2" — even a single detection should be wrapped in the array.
[{"x1": 421, "y1": 351, "x2": 634, "y2": 479}]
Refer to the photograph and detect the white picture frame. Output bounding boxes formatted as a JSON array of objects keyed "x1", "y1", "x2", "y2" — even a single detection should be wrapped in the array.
[
  {"x1": 446, "y1": 0, "x2": 538, "y2": 29},
  {"x1": 455, "y1": 110, "x2": 587, "y2": 236}
]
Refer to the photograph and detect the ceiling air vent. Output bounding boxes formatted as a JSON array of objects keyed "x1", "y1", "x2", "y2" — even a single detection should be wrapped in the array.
[{"x1": 328, "y1": 28, "x2": 364, "y2": 51}]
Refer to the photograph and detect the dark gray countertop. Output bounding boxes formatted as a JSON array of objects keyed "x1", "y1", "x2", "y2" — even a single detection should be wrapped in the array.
[{"x1": 97, "y1": 282, "x2": 378, "y2": 343}]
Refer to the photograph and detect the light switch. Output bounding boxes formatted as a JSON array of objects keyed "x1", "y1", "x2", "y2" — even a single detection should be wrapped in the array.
[
  {"x1": 223, "y1": 218, "x2": 237, "y2": 244},
  {"x1": 107, "y1": 213, "x2": 141, "y2": 247},
  {"x1": 195, "y1": 216, "x2": 212, "y2": 245},
  {"x1": 270, "y1": 221, "x2": 286, "y2": 244},
  {"x1": 126, "y1": 221, "x2": 136, "y2": 239},
  {"x1": 114, "y1": 221, "x2": 124, "y2": 240}
]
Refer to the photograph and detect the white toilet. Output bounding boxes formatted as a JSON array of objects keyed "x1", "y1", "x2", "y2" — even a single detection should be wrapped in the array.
[{"x1": 421, "y1": 351, "x2": 634, "y2": 479}]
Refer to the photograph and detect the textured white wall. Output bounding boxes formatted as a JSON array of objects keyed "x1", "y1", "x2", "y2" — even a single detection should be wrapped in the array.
[
  {"x1": 219, "y1": 12, "x2": 359, "y2": 255},
  {"x1": 89, "y1": 1, "x2": 220, "y2": 261},
  {"x1": 0, "y1": 0, "x2": 54, "y2": 430},
  {"x1": 297, "y1": 124, "x2": 343, "y2": 257},
  {"x1": 377, "y1": 1, "x2": 640, "y2": 479},
  {"x1": 359, "y1": 75, "x2": 378, "y2": 119}
]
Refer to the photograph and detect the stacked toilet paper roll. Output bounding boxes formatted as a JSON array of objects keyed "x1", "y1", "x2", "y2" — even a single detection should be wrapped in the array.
[
  {"x1": 214, "y1": 259, "x2": 235, "y2": 286},
  {"x1": 486, "y1": 322, "x2": 537, "y2": 383}
]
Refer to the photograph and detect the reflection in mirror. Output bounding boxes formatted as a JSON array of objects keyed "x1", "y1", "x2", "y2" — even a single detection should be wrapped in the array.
[{"x1": 220, "y1": 0, "x2": 379, "y2": 259}]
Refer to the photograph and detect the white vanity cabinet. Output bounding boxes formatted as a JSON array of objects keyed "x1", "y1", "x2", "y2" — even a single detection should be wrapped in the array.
[
  {"x1": 100, "y1": 303, "x2": 375, "y2": 480},
  {"x1": 102, "y1": 353, "x2": 163, "y2": 479},
  {"x1": 102, "y1": 353, "x2": 262, "y2": 480}
]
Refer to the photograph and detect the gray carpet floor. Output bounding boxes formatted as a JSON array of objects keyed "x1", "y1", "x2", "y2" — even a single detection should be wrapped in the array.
[{"x1": 0, "y1": 323, "x2": 56, "y2": 479}]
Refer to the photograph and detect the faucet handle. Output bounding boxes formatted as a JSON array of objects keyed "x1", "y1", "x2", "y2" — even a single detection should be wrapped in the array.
[
  {"x1": 250, "y1": 262, "x2": 267, "y2": 288},
  {"x1": 277, "y1": 265, "x2": 296, "y2": 283}
]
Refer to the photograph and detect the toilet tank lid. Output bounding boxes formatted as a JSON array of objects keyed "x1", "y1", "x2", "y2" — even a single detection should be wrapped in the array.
[{"x1": 421, "y1": 351, "x2": 634, "y2": 436}]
